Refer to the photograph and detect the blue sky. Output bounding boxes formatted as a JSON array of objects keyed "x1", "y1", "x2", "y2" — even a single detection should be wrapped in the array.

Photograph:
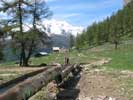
[{"x1": 46, "y1": 0, "x2": 123, "y2": 27}]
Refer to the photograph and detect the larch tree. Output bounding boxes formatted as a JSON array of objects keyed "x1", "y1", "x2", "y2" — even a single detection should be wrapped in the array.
[
  {"x1": 22, "y1": 0, "x2": 52, "y2": 66},
  {"x1": 0, "y1": 0, "x2": 52, "y2": 66}
]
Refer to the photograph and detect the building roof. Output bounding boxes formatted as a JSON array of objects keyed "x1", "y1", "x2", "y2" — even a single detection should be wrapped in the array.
[{"x1": 52, "y1": 47, "x2": 60, "y2": 50}]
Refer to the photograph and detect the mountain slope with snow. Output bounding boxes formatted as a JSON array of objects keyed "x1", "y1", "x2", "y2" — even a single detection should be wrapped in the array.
[
  {"x1": 43, "y1": 19, "x2": 84, "y2": 36},
  {"x1": 41, "y1": 19, "x2": 84, "y2": 48}
]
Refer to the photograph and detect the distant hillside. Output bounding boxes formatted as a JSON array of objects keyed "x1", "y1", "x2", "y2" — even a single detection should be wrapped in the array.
[{"x1": 51, "y1": 34, "x2": 70, "y2": 48}]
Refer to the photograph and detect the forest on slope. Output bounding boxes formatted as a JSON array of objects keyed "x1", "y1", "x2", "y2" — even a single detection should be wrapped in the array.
[{"x1": 75, "y1": 1, "x2": 133, "y2": 49}]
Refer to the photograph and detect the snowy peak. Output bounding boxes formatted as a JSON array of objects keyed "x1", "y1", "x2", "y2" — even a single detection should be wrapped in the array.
[{"x1": 43, "y1": 19, "x2": 84, "y2": 36}]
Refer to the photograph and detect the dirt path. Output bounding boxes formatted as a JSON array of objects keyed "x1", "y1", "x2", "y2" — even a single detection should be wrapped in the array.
[{"x1": 77, "y1": 59, "x2": 133, "y2": 100}]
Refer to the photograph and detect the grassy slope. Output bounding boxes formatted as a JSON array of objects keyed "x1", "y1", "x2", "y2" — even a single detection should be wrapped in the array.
[
  {"x1": 0, "y1": 39, "x2": 133, "y2": 70},
  {"x1": 100, "y1": 43, "x2": 133, "y2": 70},
  {"x1": 32, "y1": 39, "x2": 133, "y2": 70}
]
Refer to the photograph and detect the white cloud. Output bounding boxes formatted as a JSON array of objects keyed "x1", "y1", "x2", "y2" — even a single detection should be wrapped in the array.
[
  {"x1": 53, "y1": 13, "x2": 80, "y2": 19},
  {"x1": 62, "y1": 13, "x2": 80, "y2": 18}
]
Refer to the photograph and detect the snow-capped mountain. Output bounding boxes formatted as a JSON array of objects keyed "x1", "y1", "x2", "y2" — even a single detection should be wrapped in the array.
[
  {"x1": 43, "y1": 19, "x2": 84, "y2": 36},
  {"x1": 41, "y1": 19, "x2": 84, "y2": 48}
]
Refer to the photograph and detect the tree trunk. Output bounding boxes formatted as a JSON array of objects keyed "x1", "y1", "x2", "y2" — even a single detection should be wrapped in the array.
[
  {"x1": 18, "y1": 0, "x2": 26, "y2": 67},
  {"x1": 20, "y1": 43, "x2": 26, "y2": 66},
  {"x1": 23, "y1": 58, "x2": 29, "y2": 66},
  {"x1": 24, "y1": 40, "x2": 34, "y2": 66}
]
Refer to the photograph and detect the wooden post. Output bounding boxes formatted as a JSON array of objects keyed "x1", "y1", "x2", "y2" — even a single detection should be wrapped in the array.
[{"x1": 65, "y1": 57, "x2": 69, "y2": 65}]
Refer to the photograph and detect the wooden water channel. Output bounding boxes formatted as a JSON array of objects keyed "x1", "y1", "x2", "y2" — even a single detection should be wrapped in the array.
[{"x1": 0, "y1": 64, "x2": 80, "y2": 100}]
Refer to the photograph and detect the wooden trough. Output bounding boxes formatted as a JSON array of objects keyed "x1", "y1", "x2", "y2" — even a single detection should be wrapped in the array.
[{"x1": 0, "y1": 64, "x2": 80, "y2": 100}]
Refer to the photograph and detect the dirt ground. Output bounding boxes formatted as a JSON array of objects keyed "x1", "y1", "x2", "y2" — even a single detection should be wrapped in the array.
[{"x1": 77, "y1": 59, "x2": 133, "y2": 100}]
